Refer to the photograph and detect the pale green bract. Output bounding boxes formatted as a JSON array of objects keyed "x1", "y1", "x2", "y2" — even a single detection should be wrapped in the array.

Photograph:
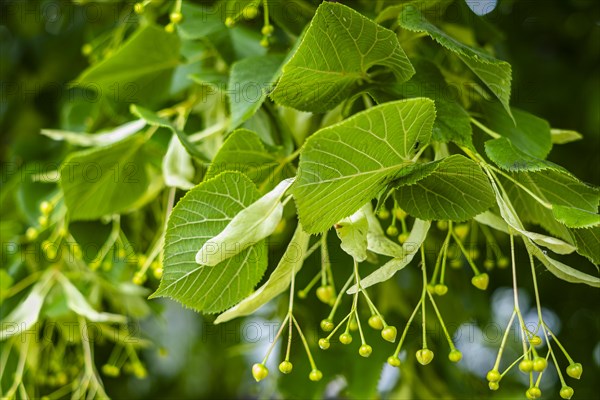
[
  {"x1": 335, "y1": 208, "x2": 369, "y2": 262},
  {"x1": 163, "y1": 134, "x2": 196, "y2": 190},
  {"x1": 291, "y1": 98, "x2": 436, "y2": 234},
  {"x1": 1, "y1": 270, "x2": 54, "y2": 341},
  {"x1": 363, "y1": 203, "x2": 404, "y2": 258},
  {"x1": 195, "y1": 177, "x2": 294, "y2": 266},
  {"x1": 151, "y1": 172, "x2": 269, "y2": 313},
  {"x1": 271, "y1": 2, "x2": 414, "y2": 112},
  {"x1": 347, "y1": 219, "x2": 431, "y2": 294},
  {"x1": 41, "y1": 119, "x2": 146, "y2": 147},
  {"x1": 214, "y1": 224, "x2": 310, "y2": 324}
]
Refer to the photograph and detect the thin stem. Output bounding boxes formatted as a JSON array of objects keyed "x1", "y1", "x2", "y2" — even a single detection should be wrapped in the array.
[
  {"x1": 426, "y1": 291, "x2": 455, "y2": 350},
  {"x1": 470, "y1": 117, "x2": 501, "y2": 139},
  {"x1": 544, "y1": 323, "x2": 574, "y2": 364},
  {"x1": 393, "y1": 299, "x2": 423, "y2": 357},
  {"x1": 451, "y1": 231, "x2": 481, "y2": 275},
  {"x1": 262, "y1": 314, "x2": 290, "y2": 364},
  {"x1": 292, "y1": 315, "x2": 317, "y2": 370},
  {"x1": 320, "y1": 233, "x2": 329, "y2": 286},
  {"x1": 325, "y1": 311, "x2": 352, "y2": 340},
  {"x1": 420, "y1": 245, "x2": 428, "y2": 349},
  {"x1": 327, "y1": 274, "x2": 354, "y2": 320},
  {"x1": 493, "y1": 310, "x2": 516, "y2": 370}
]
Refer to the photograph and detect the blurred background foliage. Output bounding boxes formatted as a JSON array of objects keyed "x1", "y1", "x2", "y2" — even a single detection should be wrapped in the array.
[{"x1": 1, "y1": 0, "x2": 599, "y2": 399}]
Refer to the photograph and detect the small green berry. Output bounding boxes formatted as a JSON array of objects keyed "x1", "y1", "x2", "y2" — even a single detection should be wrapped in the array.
[
  {"x1": 26, "y1": 227, "x2": 38, "y2": 241},
  {"x1": 448, "y1": 349, "x2": 462, "y2": 363},
  {"x1": 132, "y1": 363, "x2": 147, "y2": 379},
  {"x1": 381, "y1": 326, "x2": 397, "y2": 343},
  {"x1": 38, "y1": 215, "x2": 48, "y2": 227},
  {"x1": 453, "y1": 224, "x2": 469, "y2": 240},
  {"x1": 261, "y1": 24, "x2": 274, "y2": 36},
  {"x1": 532, "y1": 356, "x2": 547, "y2": 372},
  {"x1": 260, "y1": 37, "x2": 269, "y2": 48},
  {"x1": 471, "y1": 273, "x2": 489, "y2": 290},
  {"x1": 497, "y1": 257, "x2": 509, "y2": 268},
  {"x1": 449, "y1": 259, "x2": 463, "y2": 269},
  {"x1": 279, "y1": 360, "x2": 293, "y2": 374},
  {"x1": 560, "y1": 386, "x2": 574, "y2": 399},
  {"x1": 386, "y1": 225, "x2": 399, "y2": 236},
  {"x1": 320, "y1": 319, "x2": 334, "y2": 332},
  {"x1": 242, "y1": 5, "x2": 259, "y2": 19},
  {"x1": 526, "y1": 387, "x2": 542, "y2": 399},
  {"x1": 359, "y1": 344, "x2": 372, "y2": 358},
  {"x1": 519, "y1": 359, "x2": 534, "y2": 373},
  {"x1": 170, "y1": 12, "x2": 183, "y2": 24},
  {"x1": 398, "y1": 232, "x2": 409, "y2": 244},
  {"x1": 488, "y1": 381, "x2": 499, "y2": 391},
  {"x1": 436, "y1": 220, "x2": 448, "y2": 230},
  {"x1": 40, "y1": 201, "x2": 53, "y2": 215},
  {"x1": 530, "y1": 335, "x2": 542, "y2": 347},
  {"x1": 387, "y1": 356, "x2": 401, "y2": 367},
  {"x1": 394, "y1": 208, "x2": 407, "y2": 219},
  {"x1": 318, "y1": 338, "x2": 330, "y2": 350},
  {"x1": 427, "y1": 284, "x2": 435, "y2": 294},
  {"x1": 316, "y1": 285, "x2": 335, "y2": 304},
  {"x1": 378, "y1": 208, "x2": 390, "y2": 219},
  {"x1": 252, "y1": 363, "x2": 269, "y2": 382},
  {"x1": 225, "y1": 17, "x2": 235, "y2": 28},
  {"x1": 468, "y1": 248, "x2": 480, "y2": 260},
  {"x1": 368, "y1": 315, "x2": 384, "y2": 330},
  {"x1": 483, "y1": 259, "x2": 495, "y2": 270},
  {"x1": 153, "y1": 267, "x2": 163, "y2": 279},
  {"x1": 486, "y1": 369, "x2": 501, "y2": 382},
  {"x1": 416, "y1": 349, "x2": 434, "y2": 365},
  {"x1": 101, "y1": 364, "x2": 120, "y2": 377},
  {"x1": 133, "y1": 2, "x2": 144, "y2": 14},
  {"x1": 339, "y1": 332, "x2": 352, "y2": 345},
  {"x1": 434, "y1": 284, "x2": 448, "y2": 296},
  {"x1": 566, "y1": 362, "x2": 582, "y2": 379},
  {"x1": 132, "y1": 273, "x2": 146, "y2": 285},
  {"x1": 349, "y1": 319, "x2": 359, "y2": 331},
  {"x1": 165, "y1": 23, "x2": 175, "y2": 33},
  {"x1": 309, "y1": 369, "x2": 322, "y2": 382}
]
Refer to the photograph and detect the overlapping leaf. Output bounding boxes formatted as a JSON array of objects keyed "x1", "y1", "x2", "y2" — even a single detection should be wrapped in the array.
[
  {"x1": 151, "y1": 172, "x2": 268, "y2": 313},
  {"x1": 398, "y1": 6, "x2": 512, "y2": 117},
  {"x1": 291, "y1": 98, "x2": 436, "y2": 233},
  {"x1": 271, "y1": 2, "x2": 414, "y2": 112},
  {"x1": 394, "y1": 155, "x2": 495, "y2": 221}
]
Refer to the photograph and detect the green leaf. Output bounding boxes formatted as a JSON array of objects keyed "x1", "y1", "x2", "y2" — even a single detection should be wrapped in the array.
[
  {"x1": 205, "y1": 129, "x2": 284, "y2": 190},
  {"x1": 41, "y1": 119, "x2": 146, "y2": 147},
  {"x1": 483, "y1": 103, "x2": 552, "y2": 159},
  {"x1": 214, "y1": 224, "x2": 310, "y2": 324},
  {"x1": 380, "y1": 59, "x2": 473, "y2": 147},
  {"x1": 194, "y1": 178, "x2": 293, "y2": 266},
  {"x1": 347, "y1": 219, "x2": 431, "y2": 293},
  {"x1": 334, "y1": 208, "x2": 369, "y2": 262},
  {"x1": 229, "y1": 54, "x2": 284, "y2": 130},
  {"x1": 151, "y1": 172, "x2": 268, "y2": 313},
  {"x1": 485, "y1": 137, "x2": 562, "y2": 172},
  {"x1": 130, "y1": 104, "x2": 207, "y2": 160},
  {"x1": 551, "y1": 129, "x2": 583, "y2": 144},
  {"x1": 177, "y1": 3, "x2": 225, "y2": 40},
  {"x1": 474, "y1": 211, "x2": 509, "y2": 234},
  {"x1": 75, "y1": 25, "x2": 180, "y2": 103},
  {"x1": 394, "y1": 155, "x2": 495, "y2": 221},
  {"x1": 552, "y1": 205, "x2": 600, "y2": 229},
  {"x1": 271, "y1": 2, "x2": 414, "y2": 112},
  {"x1": 60, "y1": 134, "x2": 151, "y2": 221},
  {"x1": 291, "y1": 98, "x2": 436, "y2": 234},
  {"x1": 525, "y1": 238, "x2": 599, "y2": 287},
  {"x1": 398, "y1": 6, "x2": 512, "y2": 117},
  {"x1": 570, "y1": 227, "x2": 600, "y2": 264}
]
